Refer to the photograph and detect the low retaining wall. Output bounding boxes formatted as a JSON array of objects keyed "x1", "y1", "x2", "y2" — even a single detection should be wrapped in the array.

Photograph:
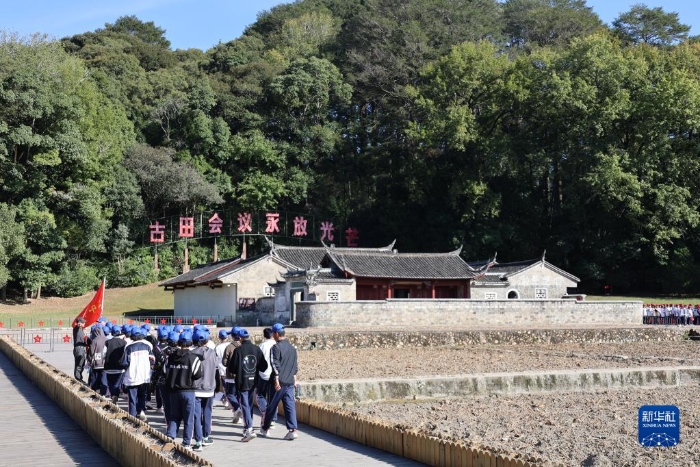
[
  {"x1": 0, "y1": 336, "x2": 211, "y2": 467},
  {"x1": 295, "y1": 399, "x2": 543, "y2": 466},
  {"x1": 299, "y1": 366, "x2": 700, "y2": 403},
  {"x1": 295, "y1": 299, "x2": 642, "y2": 328},
  {"x1": 283, "y1": 326, "x2": 686, "y2": 350}
]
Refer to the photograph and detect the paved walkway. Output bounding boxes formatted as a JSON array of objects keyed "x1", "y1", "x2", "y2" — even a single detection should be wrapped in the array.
[
  {"x1": 0, "y1": 350, "x2": 119, "y2": 467},
  {"x1": 27, "y1": 342, "x2": 423, "y2": 467}
]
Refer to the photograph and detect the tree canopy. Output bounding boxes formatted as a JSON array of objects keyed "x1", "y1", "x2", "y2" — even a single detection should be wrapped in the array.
[{"x1": 2, "y1": 4, "x2": 700, "y2": 298}]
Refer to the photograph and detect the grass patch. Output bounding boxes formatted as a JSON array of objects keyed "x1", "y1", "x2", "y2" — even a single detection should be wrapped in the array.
[{"x1": 0, "y1": 283, "x2": 173, "y2": 323}]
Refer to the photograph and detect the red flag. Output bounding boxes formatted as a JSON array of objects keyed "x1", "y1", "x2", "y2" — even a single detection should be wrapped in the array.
[{"x1": 72, "y1": 280, "x2": 105, "y2": 327}]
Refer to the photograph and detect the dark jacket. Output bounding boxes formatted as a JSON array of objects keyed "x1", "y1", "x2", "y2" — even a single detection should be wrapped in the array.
[
  {"x1": 228, "y1": 340, "x2": 268, "y2": 392},
  {"x1": 88, "y1": 327, "x2": 107, "y2": 369},
  {"x1": 73, "y1": 325, "x2": 87, "y2": 348},
  {"x1": 270, "y1": 340, "x2": 298, "y2": 387},
  {"x1": 165, "y1": 348, "x2": 202, "y2": 392},
  {"x1": 103, "y1": 337, "x2": 127, "y2": 373}
]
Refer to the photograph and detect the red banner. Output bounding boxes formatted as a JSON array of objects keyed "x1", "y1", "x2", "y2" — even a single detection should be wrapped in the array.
[{"x1": 72, "y1": 280, "x2": 105, "y2": 328}]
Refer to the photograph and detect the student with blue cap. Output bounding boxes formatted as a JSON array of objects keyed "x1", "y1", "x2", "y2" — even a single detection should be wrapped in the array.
[
  {"x1": 191, "y1": 329, "x2": 217, "y2": 450},
  {"x1": 165, "y1": 330, "x2": 202, "y2": 450},
  {"x1": 221, "y1": 327, "x2": 243, "y2": 423},
  {"x1": 120, "y1": 326, "x2": 155, "y2": 421},
  {"x1": 229, "y1": 328, "x2": 268, "y2": 441},
  {"x1": 260, "y1": 323, "x2": 299, "y2": 441},
  {"x1": 214, "y1": 330, "x2": 231, "y2": 410},
  {"x1": 153, "y1": 327, "x2": 171, "y2": 415},
  {"x1": 103, "y1": 325, "x2": 127, "y2": 403}
]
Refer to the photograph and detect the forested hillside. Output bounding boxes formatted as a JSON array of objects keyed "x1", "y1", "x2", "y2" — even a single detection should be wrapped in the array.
[{"x1": 1, "y1": 0, "x2": 699, "y2": 298}]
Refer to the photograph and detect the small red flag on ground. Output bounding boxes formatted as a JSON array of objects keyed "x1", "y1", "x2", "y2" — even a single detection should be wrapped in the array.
[{"x1": 72, "y1": 279, "x2": 105, "y2": 327}]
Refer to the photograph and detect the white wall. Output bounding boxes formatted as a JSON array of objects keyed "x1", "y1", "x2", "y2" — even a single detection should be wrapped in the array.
[{"x1": 173, "y1": 285, "x2": 237, "y2": 319}]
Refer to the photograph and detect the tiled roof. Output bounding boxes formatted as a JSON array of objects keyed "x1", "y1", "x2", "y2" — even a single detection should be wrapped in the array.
[
  {"x1": 269, "y1": 239, "x2": 396, "y2": 269},
  {"x1": 160, "y1": 254, "x2": 269, "y2": 287},
  {"x1": 467, "y1": 258, "x2": 580, "y2": 283},
  {"x1": 326, "y1": 248, "x2": 475, "y2": 280},
  {"x1": 282, "y1": 268, "x2": 354, "y2": 284}
]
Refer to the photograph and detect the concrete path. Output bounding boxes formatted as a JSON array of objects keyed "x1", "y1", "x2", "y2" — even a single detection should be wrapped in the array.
[
  {"x1": 0, "y1": 350, "x2": 120, "y2": 467},
  {"x1": 26, "y1": 341, "x2": 423, "y2": 467}
]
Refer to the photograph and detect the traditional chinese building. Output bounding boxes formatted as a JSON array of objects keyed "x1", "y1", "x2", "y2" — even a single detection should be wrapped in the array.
[
  {"x1": 269, "y1": 242, "x2": 476, "y2": 320},
  {"x1": 160, "y1": 254, "x2": 291, "y2": 321},
  {"x1": 468, "y1": 254, "x2": 580, "y2": 300}
]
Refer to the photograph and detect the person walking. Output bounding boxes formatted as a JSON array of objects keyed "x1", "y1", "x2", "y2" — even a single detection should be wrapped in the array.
[
  {"x1": 102, "y1": 325, "x2": 127, "y2": 403},
  {"x1": 120, "y1": 327, "x2": 155, "y2": 420},
  {"x1": 72, "y1": 317, "x2": 88, "y2": 383},
  {"x1": 191, "y1": 328, "x2": 217, "y2": 451},
  {"x1": 259, "y1": 323, "x2": 299, "y2": 441},
  {"x1": 256, "y1": 327, "x2": 277, "y2": 429},
  {"x1": 229, "y1": 328, "x2": 268, "y2": 442},
  {"x1": 165, "y1": 331, "x2": 202, "y2": 450},
  {"x1": 222, "y1": 327, "x2": 243, "y2": 424},
  {"x1": 87, "y1": 325, "x2": 108, "y2": 394},
  {"x1": 214, "y1": 329, "x2": 231, "y2": 409}
]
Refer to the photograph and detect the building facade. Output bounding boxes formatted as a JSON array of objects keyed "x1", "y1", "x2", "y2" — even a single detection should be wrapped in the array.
[{"x1": 468, "y1": 256, "x2": 580, "y2": 300}]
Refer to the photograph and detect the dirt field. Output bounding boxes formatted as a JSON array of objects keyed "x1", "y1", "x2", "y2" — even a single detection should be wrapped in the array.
[
  {"x1": 343, "y1": 388, "x2": 699, "y2": 466},
  {"x1": 297, "y1": 341, "x2": 700, "y2": 466},
  {"x1": 297, "y1": 341, "x2": 700, "y2": 381}
]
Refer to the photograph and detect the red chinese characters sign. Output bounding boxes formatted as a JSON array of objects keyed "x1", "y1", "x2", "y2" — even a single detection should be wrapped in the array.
[
  {"x1": 179, "y1": 217, "x2": 194, "y2": 238},
  {"x1": 147, "y1": 211, "x2": 359, "y2": 246},
  {"x1": 208, "y1": 213, "x2": 223, "y2": 234}
]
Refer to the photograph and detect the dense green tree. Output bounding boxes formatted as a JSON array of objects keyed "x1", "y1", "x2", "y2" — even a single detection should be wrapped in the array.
[
  {"x1": 503, "y1": 0, "x2": 603, "y2": 49},
  {"x1": 123, "y1": 144, "x2": 224, "y2": 217},
  {"x1": 612, "y1": 4, "x2": 690, "y2": 46}
]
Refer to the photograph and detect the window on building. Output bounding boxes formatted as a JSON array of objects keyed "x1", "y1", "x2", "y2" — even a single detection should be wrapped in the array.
[
  {"x1": 263, "y1": 286, "x2": 276, "y2": 297},
  {"x1": 326, "y1": 291, "x2": 340, "y2": 301},
  {"x1": 535, "y1": 288, "x2": 547, "y2": 299},
  {"x1": 485, "y1": 293, "x2": 497, "y2": 300}
]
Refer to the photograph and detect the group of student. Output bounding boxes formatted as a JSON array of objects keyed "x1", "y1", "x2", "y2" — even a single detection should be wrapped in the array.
[
  {"x1": 643, "y1": 304, "x2": 700, "y2": 325},
  {"x1": 72, "y1": 317, "x2": 299, "y2": 451}
]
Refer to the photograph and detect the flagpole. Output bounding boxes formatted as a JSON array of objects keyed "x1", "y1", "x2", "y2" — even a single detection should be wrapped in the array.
[{"x1": 101, "y1": 277, "x2": 106, "y2": 319}]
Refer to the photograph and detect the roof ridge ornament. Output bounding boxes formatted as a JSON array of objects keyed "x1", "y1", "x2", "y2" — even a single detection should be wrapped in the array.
[{"x1": 541, "y1": 249, "x2": 546, "y2": 262}]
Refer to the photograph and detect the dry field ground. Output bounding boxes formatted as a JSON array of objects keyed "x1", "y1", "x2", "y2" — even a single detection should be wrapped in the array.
[{"x1": 298, "y1": 341, "x2": 700, "y2": 466}]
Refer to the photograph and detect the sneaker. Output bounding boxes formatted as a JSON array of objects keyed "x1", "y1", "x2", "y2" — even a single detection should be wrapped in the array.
[
  {"x1": 258, "y1": 428, "x2": 268, "y2": 438},
  {"x1": 111, "y1": 395, "x2": 119, "y2": 404},
  {"x1": 269, "y1": 421, "x2": 276, "y2": 429},
  {"x1": 201, "y1": 437, "x2": 214, "y2": 446},
  {"x1": 138, "y1": 411, "x2": 147, "y2": 421},
  {"x1": 241, "y1": 430, "x2": 257, "y2": 442},
  {"x1": 156, "y1": 407, "x2": 164, "y2": 414},
  {"x1": 182, "y1": 443, "x2": 193, "y2": 451},
  {"x1": 232, "y1": 408, "x2": 242, "y2": 424},
  {"x1": 192, "y1": 442, "x2": 203, "y2": 452},
  {"x1": 283, "y1": 430, "x2": 298, "y2": 441}
]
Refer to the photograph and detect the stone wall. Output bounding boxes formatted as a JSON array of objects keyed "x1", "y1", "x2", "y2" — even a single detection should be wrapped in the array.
[
  {"x1": 282, "y1": 326, "x2": 686, "y2": 350},
  {"x1": 294, "y1": 299, "x2": 642, "y2": 328}
]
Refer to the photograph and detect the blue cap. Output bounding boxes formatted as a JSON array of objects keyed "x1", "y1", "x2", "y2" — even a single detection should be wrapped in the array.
[
  {"x1": 178, "y1": 331, "x2": 193, "y2": 345},
  {"x1": 230, "y1": 326, "x2": 242, "y2": 338},
  {"x1": 218, "y1": 329, "x2": 229, "y2": 340},
  {"x1": 157, "y1": 328, "x2": 169, "y2": 339},
  {"x1": 132, "y1": 327, "x2": 144, "y2": 337},
  {"x1": 167, "y1": 331, "x2": 179, "y2": 343},
  {"x1": 102, "y1": 325, "x2": 111, "y2": 335},
  {"x1": 97, "y1": 317, "x2": 107, "y2": 323},
  {"x1": 271, "y1": 323, "x2": 285, "y2": 333},
  {"x1": 112, "y1": 325, "x2": 123, "y2": 336},
  {"x1": 238, "y1": 328, "x2": 250, "y2": 339},
  {"x1": 141, "y1": 324, "x2": 151, "y2": 332},
  {"x1": 173, "y1": 324, "x2": 184, "y2": 333},
  {"x1": 192, "y1": 329, "x2": 208, "y2": 343}
]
